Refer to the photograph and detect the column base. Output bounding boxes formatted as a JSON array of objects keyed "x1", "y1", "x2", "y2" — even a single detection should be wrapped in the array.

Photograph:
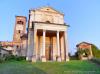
[
  {"x1": 41, "y1": 56, "x2": 46, "y2": 62},
  {"x1": 57, "y1": 56, "x2": 61, "y2": 62},
  {"x1": 66, "y1": 57, "x2": 69, "y2": 61},
  {"x1": 32, "y1": 55, "x2": 36, "y2": 62},
  {"x1": 26, "y1": 56, "x2": 32, "y2": 62},
  {"x1": 53, "y1": 56, "x2": 57, "y2": 61}
]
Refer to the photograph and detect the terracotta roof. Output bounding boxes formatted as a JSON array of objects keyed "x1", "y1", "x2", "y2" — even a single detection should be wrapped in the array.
[
  {"x1": 0, "y1": 41, "x2": 21, "y2": 46},
  {"x1": 16, "y1": 16, "x2": 26, "y2": 18},
  {"x1": 2, "y1": 45, "x2": 14, "y2": 47},
  {"x1": 76, "y1": 42, "x2": 92, "y2": 47}
]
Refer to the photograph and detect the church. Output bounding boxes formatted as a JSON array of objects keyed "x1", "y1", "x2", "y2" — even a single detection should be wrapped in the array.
[{"x1": 1, "y1": 6, "x2": 69, "y2": 62}]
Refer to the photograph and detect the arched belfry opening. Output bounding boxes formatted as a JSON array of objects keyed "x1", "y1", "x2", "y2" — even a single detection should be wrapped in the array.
[
  {"x1": 17, "y1": 21, "x2": 24, "y2": 25},
  {"x1": 46, "y1": 21, "x2": 51, "y2": 23}
]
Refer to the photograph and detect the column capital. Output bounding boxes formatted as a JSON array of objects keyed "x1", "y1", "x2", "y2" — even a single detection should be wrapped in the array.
[
  {"x1": 43, "y1": 29, "x2": 46, "y2": 32},
  {"x1": 57, "y1": 30, "x2": 60, "y2": 32}
]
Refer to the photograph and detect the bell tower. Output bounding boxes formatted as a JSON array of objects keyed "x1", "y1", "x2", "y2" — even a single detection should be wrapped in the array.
[{"x1": 13, "y1": 16, "x2": 27, "y2": 42}]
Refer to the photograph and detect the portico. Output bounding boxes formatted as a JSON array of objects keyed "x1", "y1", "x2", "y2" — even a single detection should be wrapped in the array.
[{"x1": 27, "y1": 22, "x2": 69, "y2": 62}]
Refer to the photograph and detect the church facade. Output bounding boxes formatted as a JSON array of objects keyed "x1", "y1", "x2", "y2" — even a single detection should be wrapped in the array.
[
  {"x1": 0, "y1": 6, "x2": 69, "y2": 62},
  {"x1": 27, "y1": 7, "x2": 69, "y2": 62}
]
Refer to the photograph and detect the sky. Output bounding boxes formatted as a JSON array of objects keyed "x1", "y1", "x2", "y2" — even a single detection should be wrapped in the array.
[{"x1": 0, "y1": 0, "x2": 100, "y2": 55}]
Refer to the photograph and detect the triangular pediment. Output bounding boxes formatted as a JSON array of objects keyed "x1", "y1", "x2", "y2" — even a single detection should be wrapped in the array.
[{"x1": 35, "y1": 6, "x2": 63, "y2": 15}]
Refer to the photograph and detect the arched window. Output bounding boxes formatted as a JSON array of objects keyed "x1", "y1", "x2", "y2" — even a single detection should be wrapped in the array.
[
  {"x1": 17, "y1": 21, "x2": 24, "y2": 24},
  {"x1": 16, "y1": 45, "x2": 19, "y2": 48},
  {"x1": 46, "y1": 21, "x2": 51, "y2": 23},
  {"x1": 18, "y1": 30, "x2": 21, "y2": 33}
]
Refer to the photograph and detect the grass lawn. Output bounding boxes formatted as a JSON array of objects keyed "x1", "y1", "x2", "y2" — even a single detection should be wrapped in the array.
[{"x1": 0, "y1": 60, "x2": 100, "y2": 74}]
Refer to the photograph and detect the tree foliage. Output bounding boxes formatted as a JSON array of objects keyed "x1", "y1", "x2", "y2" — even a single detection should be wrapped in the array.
[
  {"x1": 77, "y1": 48, "x2": 84, "y2": 56},
  {"x1": 77, "y1": 48, "x2": 90, "y2": 56},
  {"x1": 91, "y1": 44, "x2": 100, "y2": 58},
  {"x1": 77, "y1": 48, "x2": 91, "y2": 60},
  {"x1": 0, "y1": 42, "x2": 2, "y2": 49},
  {"x1": 84, "y1": 48, "x2": 91, "y2": 56}
]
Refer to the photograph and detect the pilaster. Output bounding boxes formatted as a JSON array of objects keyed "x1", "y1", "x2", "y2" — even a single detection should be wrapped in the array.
[
  {"x1": 26, "y1": 28, "x2": 34, "y2": 61},
  {"x1": 64, "y1": 31, "x2": 69, "y2": 61},
  {"x1": 32, "y1": 29, "x2": 37, "y2": 62}
]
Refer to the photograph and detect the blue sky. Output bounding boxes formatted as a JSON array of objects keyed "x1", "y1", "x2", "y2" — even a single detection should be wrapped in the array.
[{"x1": 0, "y1": 0, "x2": 100, "y2": 54}]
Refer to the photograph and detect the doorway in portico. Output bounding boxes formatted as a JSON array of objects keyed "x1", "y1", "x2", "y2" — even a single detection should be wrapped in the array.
[
  {"x1": 37, "y1": 30, "x2": 59, "y2": 61},
  {"x1": 45, "y1": 36, "x2": 53, "y2": 60}
]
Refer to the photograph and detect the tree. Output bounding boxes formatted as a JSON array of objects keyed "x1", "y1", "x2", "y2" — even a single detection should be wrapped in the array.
[
  {"x1": 0, "y1": 42, "x2": 2, "y2": 49},
  {"x1": 77, "y1": 48, "x2": 84, "y2": 56},
  {"x1": 77, "y1": 48, "x2": 91, "y2": 60},
  {"x1": 91, "y1": 44, "x2": 100, "y2": 58},
  {"x1": 77, "y1": 48, "x2": 84, "y2": 60},
  {"x1": 84, "y1": 49, "x2": 90, "y2": 56}
]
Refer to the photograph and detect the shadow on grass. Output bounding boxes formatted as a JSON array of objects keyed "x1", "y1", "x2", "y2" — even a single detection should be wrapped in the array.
[
  {"x1": 0, "y1": 61, "x2": 47, "y2": 74},
  {"x1": 0, "y1": 66, "x2": 47, "y2": 74}
]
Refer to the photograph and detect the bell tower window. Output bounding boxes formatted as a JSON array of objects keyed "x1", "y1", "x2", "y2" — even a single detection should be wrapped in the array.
[
  {"x1": 17, "y1": 21, "x2": 24, "y2": 25},
  {"x1": 18, "y1": 30, "x2": 21, "y2": 33},
  {"x1": 46, "y1": 21, "x2": 51, "y2": 23}
]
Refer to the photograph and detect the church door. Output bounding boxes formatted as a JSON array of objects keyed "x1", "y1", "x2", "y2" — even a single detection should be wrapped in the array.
[{"x1": 45, "y1": 37, "x2": 53, "y2": 60}]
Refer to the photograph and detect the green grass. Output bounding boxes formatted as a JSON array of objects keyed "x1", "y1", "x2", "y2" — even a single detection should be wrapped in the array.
[{"x1": 0, "y1": 60, "x2": 100, "y2": 74}]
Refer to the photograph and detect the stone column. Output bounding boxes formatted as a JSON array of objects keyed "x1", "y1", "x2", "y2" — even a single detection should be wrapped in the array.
[
  {"x1": 32, "y1": 29, "x2": 37, "y2": 62},
  {"x1": 60, "y1": 32, "x2": 65, "y2": 61},
  {"x1": 64, "y1": 31, "x2": 69, "y2": 61},
  {"x1": 88, "y1": 45, "x2": 93, "y2": 59},
  {"x1": 41, "y1": 30, "x2": 46, "y2": 62},
  {"x1": 57, "y1": 31, "x2": 61, "y2": 62},
  {"x1": 53, "y1": 37, "x2": 57, "y2": 61},
  {"x1": 26, "y1": 29, "x2": 34, "y2": 61}
]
